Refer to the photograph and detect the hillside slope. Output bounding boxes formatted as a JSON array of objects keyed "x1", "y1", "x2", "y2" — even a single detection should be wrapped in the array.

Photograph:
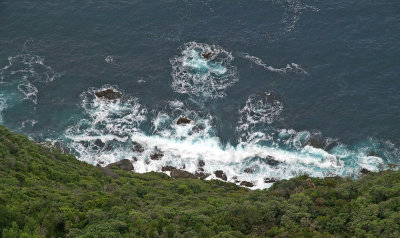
[{"x1": 1, "y1": 126, "x2": 400, "y2": 237}]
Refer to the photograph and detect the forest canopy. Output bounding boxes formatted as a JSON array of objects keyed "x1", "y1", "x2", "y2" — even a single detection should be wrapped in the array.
[{"x1": 1, "y1": 126, "x2": 400, "y2": 238}]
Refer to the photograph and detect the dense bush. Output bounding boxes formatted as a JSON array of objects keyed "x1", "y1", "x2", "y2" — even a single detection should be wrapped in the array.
[{"x1": 1, "y1": 126, "x2": 400, "y2": 237}]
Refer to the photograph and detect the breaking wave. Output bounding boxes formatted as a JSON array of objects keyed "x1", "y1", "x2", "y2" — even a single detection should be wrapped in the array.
[
  {"x1": 54, "y1": 83, "x2": 399, "y2": 190},
  {"x1": 62, "y1": 85, "x2": 147, "y2": 165}
]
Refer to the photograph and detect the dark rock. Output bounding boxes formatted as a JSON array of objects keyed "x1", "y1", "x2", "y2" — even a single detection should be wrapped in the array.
[
  {"x1": 161, "y1": 165, "x2": 176, "y2": 172},
  {"x1": 177, "y1": 117, "x2": 191, "y2": 125},
  {"x1": 170, "y1": 169, "x2": 196, "y2": 179},
  {"x1": 325, "y1": 141, "x2": 340, "y2": 151},
  {"x1": 368, "y1": 151, "x2": 379, "y2": 157},
  {"x1": 240, "y1": 181, "x2": 254, "y2": 187},
  {"x1": 150, "y1": 147, "x2": 164, "y2": 160},
  {"x1": 264, "y1": 177, "x2": 278, "y2": 183},
  {"x1": 104, "y1": 143, "x2": 114, "y2": 151},
  {"x1": 201, "y1": 52, "x2": 212, "y2": 59},
  {"x1": 265, "y1": 91, "x2": 279, "y2": 102},
  {"x1": 214, "y1": 170, "x2": 227, "y2": 181},
  {"x1": 132, "y1": 157, "x2": 138, "y2": 162},
  {"x1": 94, "y1": 139, "x2": 105, "y2": 148},
  {"x1": 307, "y1": 137, "x2": 326, "y2": 149},
  {"x1": 95, "y1": 89, "x2": 122, "y2": 100},
  {"x1": 132, "y1": 142, "x2": 144, "y2": 153},
  {"x1": 263, "y1": 156, "x2": 281, "y2": 166},
  {"x1": 192, "y1": 125, "x2": 204, "y2": 133},
  {"x1": 244, "y1": 167, "x2": 254, "y2": 174},
  {"x1": 194, "y1": 171, "x2": 210, "y2": 180},
  {"x1": 198, "y1": 160, "x2": 205, "y2": 168},
  {"x1": 105, "y1": 159, "x2": 134, "y2": 172},
  {"x1": 360, "y1": 168, "x2": 371, "y2": 175}
]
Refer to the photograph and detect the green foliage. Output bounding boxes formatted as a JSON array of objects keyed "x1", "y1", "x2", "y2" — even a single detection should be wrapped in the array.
[{"x1": 1, "y1": 126, "x2": 400, "y2": 237}]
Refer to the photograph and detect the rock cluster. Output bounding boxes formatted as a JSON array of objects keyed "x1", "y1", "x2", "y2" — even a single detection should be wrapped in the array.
[{"x1": 95, "y1": 89, "x2": 122, "y2": 100}]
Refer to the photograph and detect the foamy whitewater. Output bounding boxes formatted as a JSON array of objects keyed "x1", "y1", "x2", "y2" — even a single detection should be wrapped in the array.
[
  {"x1": 30, "y1": 41, "x2": 394, "y2": 189},
  {"x1": 0, "y1": 41, "x2": 61, "y2": 110}
]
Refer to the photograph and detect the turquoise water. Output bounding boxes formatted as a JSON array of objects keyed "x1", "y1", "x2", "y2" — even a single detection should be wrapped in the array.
[{"x1": 1, "y1": 0, "x2": 399, "y2": 188}]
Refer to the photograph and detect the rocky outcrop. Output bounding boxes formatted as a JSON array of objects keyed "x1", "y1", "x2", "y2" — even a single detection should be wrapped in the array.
[
  {"x1": 101, "y1": 159, "x2": 134, "y2": 178},
  {"x1": 170, "y1": 169, "x2": 196, "y2": 179},
  {"x1": 198, "y1": 160, "x2": 205, "y2": 168},
  {"x1": 201, "y1": 52, "x2": 212, "y2": 59},
  {"x1": 368, "y1": 151, "x2": 379, "y2": 157},
  {"x1": 263, "y1": 156, "x2": 281, "y2": 166},
  {"x1": 132, "y1": 142, "x2": 144, "y2": 153},
  {"x1": 244, "y1": 167, "x2": 254, "y2": 173},
  {"x1": 177, "y1": 117, "x2": 191, "y2": 125},
  {"x1": 214, "y1": 170, "x2": 227, "y2": 181},
  {"x1": 264, "y1": 177, "x2": 278, "y2": 183},
  {"x1": 150, "y1": 147, "x2": 164, "y2": 160},
  {"x1": 94, "y1": 139, "x2": 105, "y2": 148},
  {"x1": 307, "y1": 137, "x2": 325, "y2": 149},
  {"x1": 240, "y1": 181, "x2": 254, "y2": 187},
  {"x1": 95, "y1": 89, "x2": 122, "y2": 100}
]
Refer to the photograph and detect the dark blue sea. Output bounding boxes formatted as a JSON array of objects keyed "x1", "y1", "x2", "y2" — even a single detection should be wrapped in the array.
[{"x1": 1, "y1": 0, "x2": 399, "y2": 188}]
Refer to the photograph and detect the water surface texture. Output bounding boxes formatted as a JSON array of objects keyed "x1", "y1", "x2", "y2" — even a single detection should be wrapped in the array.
[{"x1": 1, "y1": 0, "x2": 400, "y2": 188}]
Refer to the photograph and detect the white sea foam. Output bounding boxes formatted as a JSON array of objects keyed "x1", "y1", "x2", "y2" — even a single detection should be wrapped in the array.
[
  {"x1": 17, "y1": 79, "x2": 39, "y2": 104},
  {"x1": 242, "y1": 53, "x2": 308, "y2": 74},
  {"x1": 58, "y1": 88, "x2": 392, "y2": 190},
  {"x1": 170, "y1": 42, "x2": 238, "y2": 99},
  {"x1": 21, "y1": 119, "x2": 38, "y2": 128},
  {"x1": 237, "y1": 92, "x2": 283, "y2": 136},
  {"x1": 105, "y1": 56, "x2": 115, "y2": 64},
  {"x1": 0, "y1": 44, "x2": 61, "y2": 106},
  {"x1": 63, "y1": 85, "x2": 147, "y2": 165}
]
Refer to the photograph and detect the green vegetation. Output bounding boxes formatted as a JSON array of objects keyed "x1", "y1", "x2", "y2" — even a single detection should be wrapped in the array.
[{"x1": 1, "y1": 126, "x2": 400, "y2": 237}]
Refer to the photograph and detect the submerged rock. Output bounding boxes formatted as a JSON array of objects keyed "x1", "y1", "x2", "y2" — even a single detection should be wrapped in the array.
[
  {"x1": 214, "y1": 170, "x2": 227, "y2": 181},
  {"x1": 132, "y1": 142, "x2": 144, "y2": 153},
  {"x1": 240, "y1": 181, "x2": 254, "y2": 187},
  {"x1": 198, "y1": 160, "x2": 205, "y2": 168},
  {"x1": 368, "y1": 151, "x2": 379, "y2": 157},
  {"x1": 95, "y1": 89, "x2": 122, "y2": 100},
  {"x1": 177, "y1": 117, "x2": 191, "y2": 125},
  {"x1": 244, "y1": 167, "x2": 254, "y2": 174},
  {"x1": 191, "y1": 125, "x2": 204, "y2": 133},
  {"x1": 170, "y1": 169, "x2": 196, "y2": 179},
  {"x1": 307, "y1": 137, "x2": 326, "y2": 149},
  {"x1": 360, "y1": 168, "x2": 371, "y2": 175},
  {"x1": 264, "y1": 177, "x2": 278, "y2": 183},
  {"x1": 94, "y1": 139, "x2": 105, "y2": 148},
  {"x1": 150, "y1": 147, "x2": 164, "y2": 160},
  {"x1": 263, "y1": 156, "x2": 281, "y2": 166},
  {"x1": 201, "y1": 52, "x2": 212, "y2": 59}
]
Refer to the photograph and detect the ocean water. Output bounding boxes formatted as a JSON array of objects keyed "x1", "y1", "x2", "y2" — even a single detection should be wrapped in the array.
[{"x1": 1, "y1": 0, "x2": 399, "y2": 189}]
